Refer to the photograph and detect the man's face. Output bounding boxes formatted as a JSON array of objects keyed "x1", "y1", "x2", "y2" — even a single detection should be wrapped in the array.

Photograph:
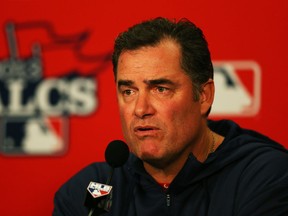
[{"x1": 116, "y1": 40, "x2": 206, "y2": 168}]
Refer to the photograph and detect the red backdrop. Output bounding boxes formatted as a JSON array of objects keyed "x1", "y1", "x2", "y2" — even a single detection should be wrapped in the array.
[{"x1": 1, "y1": 0, "x2": 287, "y2": 215}]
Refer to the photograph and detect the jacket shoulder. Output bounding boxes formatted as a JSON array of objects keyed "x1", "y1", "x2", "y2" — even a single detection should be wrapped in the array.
[{"x1": 235, "y1": 148, "x2": 288, "y2": 215}]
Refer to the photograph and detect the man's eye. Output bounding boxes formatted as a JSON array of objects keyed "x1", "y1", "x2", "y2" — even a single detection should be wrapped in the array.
[
  {"x1": 123, "y1": 89, "x2": 133, "y2": 95},
  {"x1": 157, "y1": 86, "x2": 168, "y2": 92}
]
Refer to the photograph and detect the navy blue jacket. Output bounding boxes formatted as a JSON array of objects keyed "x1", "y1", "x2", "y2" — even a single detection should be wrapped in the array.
[{"x1": 53, "y1": 120, "x2": 288, "y2": 215}]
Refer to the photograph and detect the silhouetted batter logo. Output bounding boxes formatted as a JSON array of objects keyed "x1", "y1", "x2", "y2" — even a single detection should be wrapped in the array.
[{"x1": 0, "y1": 21, "x2": 111, "y2": 155}]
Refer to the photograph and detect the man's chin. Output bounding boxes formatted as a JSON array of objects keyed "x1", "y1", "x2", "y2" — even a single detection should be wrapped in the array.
[{"x1": 140, "y1": 154, "x2": 169, "y2": 169}]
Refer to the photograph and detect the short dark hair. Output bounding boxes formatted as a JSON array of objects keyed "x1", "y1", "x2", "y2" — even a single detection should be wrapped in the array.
[{"x1": 112, "y1": 17, "x2": 213, "y2": 101}]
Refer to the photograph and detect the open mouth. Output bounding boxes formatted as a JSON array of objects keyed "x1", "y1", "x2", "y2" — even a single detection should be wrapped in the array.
[
  {"x1": 138, "y1": 127, "x2": 153, "y2": 131},
  {"x1": 133, "y1": 126, "x2": 159, "y2": 138},
  {"x1": 134, "y1": 126, "x2": 158, "y2": 132}
]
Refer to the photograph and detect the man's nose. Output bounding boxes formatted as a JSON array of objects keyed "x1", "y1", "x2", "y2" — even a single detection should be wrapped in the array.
[{"x1": 134, "y1": 92, "x2": 155, "y2": 119}]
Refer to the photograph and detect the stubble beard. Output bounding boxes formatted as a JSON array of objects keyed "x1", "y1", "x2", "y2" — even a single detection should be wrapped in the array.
[{"x1": 140, "y1": 145, "x2": 191, "y2": 170}]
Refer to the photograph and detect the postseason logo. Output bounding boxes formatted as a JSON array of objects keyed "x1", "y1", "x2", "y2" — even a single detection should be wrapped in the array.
[
  {"x1": 87, "y1": 182, "x2": 113, "y2": 198},
  {"x1": 0, "y1": 21, "x2": 110, "y2": 156}
]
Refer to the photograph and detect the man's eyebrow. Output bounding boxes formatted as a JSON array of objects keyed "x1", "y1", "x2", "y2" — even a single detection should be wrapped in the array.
[
  {"x1": 117, "y1": 78, "x2": 175, "y2": 88},
  {"x1": 144, "y1": 78, "x2": 174, "y2": 86},
  {"x1": 117, "y1": 80, "x2": 134, "y2": 88}
]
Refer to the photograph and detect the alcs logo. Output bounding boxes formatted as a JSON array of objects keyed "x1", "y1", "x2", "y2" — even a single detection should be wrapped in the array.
[{"x1": 0, "y1": 21, "x2": 110, "y2": 156}]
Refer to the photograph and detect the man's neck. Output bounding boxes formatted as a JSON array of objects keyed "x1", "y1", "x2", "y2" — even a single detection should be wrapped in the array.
[
  {"x1": 144, "y1": 150, "x2": 189, "y2": 184},
  {"x1": 142, "y1": 130, "x2": 224, "y2": 184}
]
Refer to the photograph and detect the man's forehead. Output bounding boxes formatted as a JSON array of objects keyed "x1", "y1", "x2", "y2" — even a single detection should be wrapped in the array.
[{"x1": 117, "y1": 41, "x2": 181, "y2": 68}]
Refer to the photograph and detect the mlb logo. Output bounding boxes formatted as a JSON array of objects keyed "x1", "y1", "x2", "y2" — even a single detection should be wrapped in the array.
[
  {"x1": 87, "y1": 182, "x2": 113, "y2": 198},
  {"x1": 211, "y1": 61, "x2": 261, "y2": 117},
  {"x1": 0, "y1": 116, "x2": 67, "y2": 155}
]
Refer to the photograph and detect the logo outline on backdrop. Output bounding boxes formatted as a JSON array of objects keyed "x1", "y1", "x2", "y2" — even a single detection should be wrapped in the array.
[
  {"x1": 211, "y1": 61, "x2": 261, "y2": 117},
  {"x1": 0, "y1": 21, "x2": 111, "y2": 156}
]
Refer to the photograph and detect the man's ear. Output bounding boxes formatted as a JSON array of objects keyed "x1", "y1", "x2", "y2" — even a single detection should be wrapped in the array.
[{"x1": 200, "y1": 79, "x2": 215, "y2": 115}]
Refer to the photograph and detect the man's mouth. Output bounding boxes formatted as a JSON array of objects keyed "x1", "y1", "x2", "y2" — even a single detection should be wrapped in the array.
[
  {"x1": 134, "y1": 126, "x2": 157, "y2": 131},
  {"x1": 137, "y1": 127, "x2": 153, "y2": 131},
  {"x1": 134, "y1": 126, "x2": 159, "y2": 136}
]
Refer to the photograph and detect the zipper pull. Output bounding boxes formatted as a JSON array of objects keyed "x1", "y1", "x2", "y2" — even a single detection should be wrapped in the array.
[{"x1": 166, "y1": 194, "x2": 171, "y2": 207}]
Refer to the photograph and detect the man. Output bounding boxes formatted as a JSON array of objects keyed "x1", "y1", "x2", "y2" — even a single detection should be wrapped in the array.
[{"x1": 53, "y1": 17, "x2": 288, "y2": 215}]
